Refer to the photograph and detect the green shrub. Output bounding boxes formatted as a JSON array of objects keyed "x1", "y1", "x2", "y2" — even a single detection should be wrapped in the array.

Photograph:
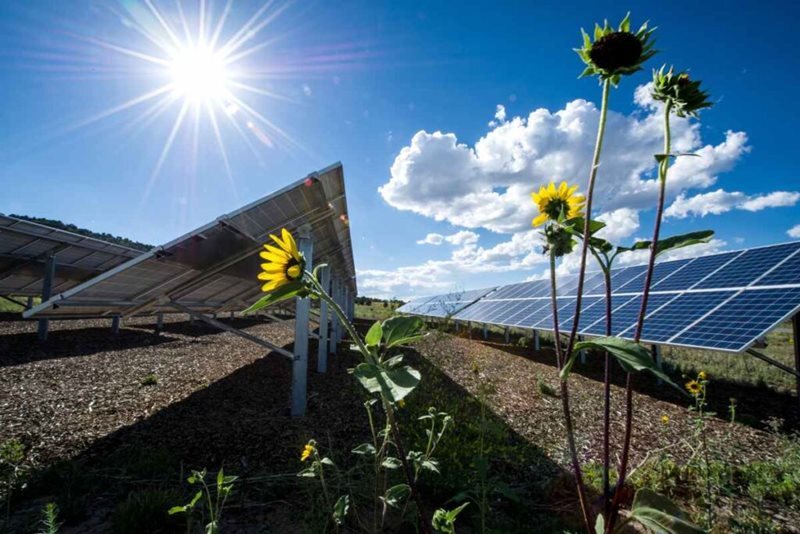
[{"x1": 112, "y1": 488, "x2": 184, "y2": 534}]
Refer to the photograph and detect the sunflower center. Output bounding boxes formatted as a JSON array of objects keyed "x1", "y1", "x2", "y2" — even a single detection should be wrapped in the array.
[
  {"x1": 589, "y1": 31, "x2": 643, "y2": 72},
  {"x1": 285, "y1": 258, "x2": 303, "y2": 280},
  {"x1": 544, "y1": 198, "x2": 570, "y2": 220}
]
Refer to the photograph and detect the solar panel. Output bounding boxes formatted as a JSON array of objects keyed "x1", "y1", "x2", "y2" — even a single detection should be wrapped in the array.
[
  {"x1": 23, "y1": 163, "x2": 355, "y2": 319},
  {"x1": 0, "y1": 215, "x2": 143, "y2": 298},
  {"x1": 404, "y1": 241, "x2": 800, "y2": 354},
  {"x1": 399, "y1": 286, "x2": 496, "y2": 318}
]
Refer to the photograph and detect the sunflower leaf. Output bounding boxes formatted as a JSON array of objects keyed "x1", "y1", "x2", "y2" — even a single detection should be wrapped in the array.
[
  {"x1": 243, "y1": 281, "x2": 307, "y2": 314},
  {"x1": 352, "y1": 362, "x2": 421, "y2": 402},
  {"x1": 618, "y1": 231, "x2": 714, "y2": 257},
  {"x1": 365, "y1": 321, "x2": 383, "y2": 348},
  {"x1": 628, "y1": 489, "x2": 705, "y2": 533},
  {"x1": 561, "y1": 337, "x2": 685, "y2": 395},
  {"x1": 381, "y1": 315, "x2": 426, "y2": 349}
]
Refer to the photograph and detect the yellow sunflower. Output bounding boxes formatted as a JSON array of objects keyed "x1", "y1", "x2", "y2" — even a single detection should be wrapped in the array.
[
  {"x1": 661, "y1": 415, "x2": 669, "y2": 425},
  {"x1": 532, "y1": 181, "x2": 585, "y2": 227},
  {"x1": 300, "y1": 443, "x2": 315, "y2": 462},
  {"x1": 685, "y1": 380, "x2": 702, "y2": 396},
  {"x1": 258, "y1": 228, "x2": 305, "y2": 292},
  {"x1": 697, "y1": 371, "x2": 707, "y2": 381}
]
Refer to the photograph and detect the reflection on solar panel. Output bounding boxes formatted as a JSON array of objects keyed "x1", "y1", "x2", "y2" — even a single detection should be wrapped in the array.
[
  {"x1": 0, "y1": 215, "x2": 143, "y2": 298},
  {"x1": 403, "y1": 241, "x2": 800, "y2": 353},
  {"x1": 24, "y1": 163, "x2": 355, "y2": 319},
  {"x1": 397, "y1": 287, "x2": 496, "y2": 318}
]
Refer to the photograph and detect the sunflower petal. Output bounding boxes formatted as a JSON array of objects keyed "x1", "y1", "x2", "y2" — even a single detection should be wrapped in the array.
[
  {"x1": 260, "y1": 263, "x2": 285, "y2": 273},
  {"x1": 532, "y1": 213, "x2": 548, "y2": 227},
  {"x1": 269, "y1": 233, "x2": 290, "y2": 254}
]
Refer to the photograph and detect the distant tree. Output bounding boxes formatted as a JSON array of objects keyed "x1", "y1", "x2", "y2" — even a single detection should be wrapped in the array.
[{"x1": 8, "y1": 214, "x2": 153, "y2": 252}]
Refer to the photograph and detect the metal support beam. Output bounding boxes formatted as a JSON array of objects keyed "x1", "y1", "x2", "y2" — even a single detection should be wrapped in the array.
[
  {"x1": 533, "y1": 330, "x2": 540, "y2": 351},
  {"x1": 746, "y1": 348, "x2": 800, "y2": 380},
  {"x1": 651, "y1": 344, "x2": 663, "y2": 384},
  {"x1": 292, "y1": 227, "x2": 313, "y2": 417},
  {"x1": 111, "y1": 316, "x2": 121, "y2": 334},
  {"x1": 0, "y1": 295, "x2": 27, "y2": 308},
  {"x1": 483, "y1": 324, "x2": 488, "y2": 340},
  {"x1": 579, "y1": 335, "x2": 587, "y2": 364},
  {"x1": 38, "y1": 253, "x2": 56, "y2": 342},
  {"x1": 156, "y1": 312, "x2": 164, "y2": 333},
  {"x1": 230, "y1": 311, "x2": 235, "y2": 320},
  {"x1": 504, "y1": 327, "x2": 509, "y2": 344},
  {"x1": 170, "y1": 301, "x2": 293, "y2": 359},
  {"x1": 317, "y1": 265, "x2": 330, "y2": 373},
  {"x1": 26, "y1": 296, "x2": 34, "y2": 310}
]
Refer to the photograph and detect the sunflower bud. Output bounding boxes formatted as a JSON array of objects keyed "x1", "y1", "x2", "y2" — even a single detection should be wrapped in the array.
[
  {"x1": 651, "y1": 65, "x2": 713, "y2": 118},
  {"x1": 544, "y1": 225, "x2": 576, "y2": 258},
  {"x1": 575, "y1": 13, "x2": 656, "y2": 86}
]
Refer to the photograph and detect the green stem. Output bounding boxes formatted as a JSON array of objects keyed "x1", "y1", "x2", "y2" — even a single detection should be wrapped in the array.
[
  {"x1": 565, "y1": 77, "x2": 611, "y2": 358},
  {"x1": 549, "y1": 248, "x2": 593, "y2": 532},
  {"x1": 610, "y1": 101, "x2": 673, "y2": 527}
]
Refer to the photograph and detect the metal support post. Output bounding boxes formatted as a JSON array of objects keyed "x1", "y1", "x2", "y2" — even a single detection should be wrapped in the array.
[
  {"x1": 37, "y1": 253, "x2": 56, "y2": 342},
  {"x1": 292, "y1": 226, "x2": 313, "y2": 417},
  {"x1": 111, "y1": 316, "x2": 121, "y2": 334},
  {"x1": 26, "y1": 296, "x2": 33, "y2": 310},
  {"x1": 230, "y1": 311, "x2": 235, "y2": 320},
  {"x1": 483, "y1": 324, "x2": 488, "y2": 339},
  {"x1": 317, "y1": 265, "x2": 330, "y2": 373},
  {"x1": 504, "y1": 327, "x2": 509, "y2": 344},
  {"x1": 533, "y1": 330, "x2": 540, "y2": 351},
  {"x1": 652, "y1": 344, "x2": 663, "y2": 384},
  {"x1": 579, "y1": 335, "x2": 586, "y2": 364},
  {"x1": 793, "y1": 314, "x2": 800, "y2": 410},
  {"x1": 329, "y1": 276, "x2": 339, "y2": 355},
  {"x1": 156, "y1": 312, "x2": 164, "y2": 333}
]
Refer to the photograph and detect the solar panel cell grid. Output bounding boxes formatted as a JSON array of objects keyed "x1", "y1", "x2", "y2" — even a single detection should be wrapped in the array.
[
  {"x1": 581, "y1": 295, "x2": 640, "y2": 336},
  {"x1": 610, "y1": 293, "x2": 680, "y2": 337},
  {"x1": 695, "y1": 242, "x2": 800, "y2": 289},
  {"x1": 558, "y1": 296, "x2": 602, "y2": 331},
  {"x1": 651, "y1": 252, "x2": 740, "y2": 291},
  {"x1": 638, "y1": 290, "x2": 735, "y2": 343},
  {"x1": 755, "y1": 248, "x2": 800, "y2": 287},
  {"x1": 531, "y1": 297, "x2": 577, "y2": 329},
  {"x1": 672, "y1": 287, "x2": 800, "y2": 351},
  {"x1": 615, "y1": 259, "x2": 691, "y2": 293}
]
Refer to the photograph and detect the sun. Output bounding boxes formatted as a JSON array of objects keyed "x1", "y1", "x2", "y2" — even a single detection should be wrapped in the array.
[{"x1": 168, "y1": 44, "x2": 230, "y2": 103}]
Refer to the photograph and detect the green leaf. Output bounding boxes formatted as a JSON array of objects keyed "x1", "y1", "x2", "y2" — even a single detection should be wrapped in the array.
[
  {"x1": 565, "y1": 217, "x2": 606, "y2": 235},
  {"x1": 383, "y1": 484, "x2": 411, "y2": 509},
  {"x1": 216, "y1": 468, "x2": 224, "y2": 489},
  {"x1": 332, "y1": 494, "x2": 350, "y2": 525},
  {"x1": 365, "y1": 321, "x2": 383, "y2": 347},
  {"x1": 619, "y1": 12, "x2": 631, "y2": 32},
  {"x1": 595, "y1": 514, "x2": 605, "y2": 534},
  {"x1": 432, "y1": 502, "x2": 470, "y2": 534},
  {"x1": 382, "y1": 457, "x2": 402, "y2": 470},
  {"x1": 168, "y1": 506, "x2": 187, "y2": 515},
  {"x1": 351, "y1": 443, "x2": 376, "y2": 456},
  {"x1": 381, "y1": 315, "x2": 426, "y2": 349},
  {"x1": 628, "y1": 489, "x2": 706, "y2": 533},
  {"x1": 352, "y1": 362, "x2": 421, "y2": 402},
  {"x1": 620, "y1": 231, "x2": 714, "y2": 257},
  {"x1": 561, "y1": 337, "x2": 685, "y2": 395},
  {"x1": 243, "y1": 281, "x2": 307, "y2": 314}
]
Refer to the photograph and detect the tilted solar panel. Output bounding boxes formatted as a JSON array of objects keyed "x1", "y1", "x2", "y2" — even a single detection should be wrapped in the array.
[{"x1": 410, "y1": 241, "x2": 800, "y2": 353}]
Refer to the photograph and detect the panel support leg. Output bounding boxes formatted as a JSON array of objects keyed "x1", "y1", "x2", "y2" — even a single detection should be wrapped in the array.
[
  {"x1": 533, "y1": 330, "x2": 540, "y2": 351},
  {"x1": 112, "y1": 316, "x2": 121, "y2": 334},
  {"x1": 483, "y1": 325, "x2": 488, "y2": 340},
  {"x1": 504, "y1": 327, "x2": 509, "y2": 344},
  {"x1": 292, "y1": 226, "x2": 313, "y2": 417},
  {"x1": 317, "y1": 265, "x2": 330, "y2": 373},
  {"x1": 652, "y1": 344, "x2": 663, "y2": 384},
  {"x1": 26, "y1": 296, "x2": 33, "y2": 310},
  {"x1": 37, "y1": 253, "x2": 55, "y2": 342},
  {"x1": 230, "y1": 311, "x2": 235, "y2": 320},
  {"x1": 579, "y1": 335, "x2": 586, "y2": 365},
  {"x1": 329, "y1": 277, "x2": 339, "y2": 356},
  {"x1": 156, "y1": 312, "x2": 164, "y2": 333}
]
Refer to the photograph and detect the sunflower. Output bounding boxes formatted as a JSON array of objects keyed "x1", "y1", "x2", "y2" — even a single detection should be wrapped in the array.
[
  {"x1": 532, "y1": 182, "x2": 585, "y2": 227},
  {"x1": 575, "y1": 13, "x2": 656, "y2": 86},
  {"x1": 300, "y1": 443, "x2": 315, "y2": 462},
  {"x1": 697, "y1": 371, "x2": 707, "y2": 381},
  {"x1": 258, "y1": 228, "x2": 305, "y2": 292},
  {"x1": 685, "y1": 380, "x2": 702, "y2": 396},
  {"x1": 661, "y1": 415, "x2": 670, "y2": 425},
  {"x1": 651, "y1": 66, "x2": 713, "y2": 118}
]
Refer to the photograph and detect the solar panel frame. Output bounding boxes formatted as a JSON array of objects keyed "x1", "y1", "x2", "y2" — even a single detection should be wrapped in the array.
[{"x1": 23, "y1": 163, "x2": 356, "y2": 319}]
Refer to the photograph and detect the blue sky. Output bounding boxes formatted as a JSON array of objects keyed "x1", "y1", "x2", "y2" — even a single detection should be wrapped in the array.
[{"x1": 1, "y1": 1, "x2": 798, "y2": 298}]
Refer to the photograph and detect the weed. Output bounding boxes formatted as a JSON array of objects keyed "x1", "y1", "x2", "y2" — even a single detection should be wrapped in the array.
[
  {"x1": 169, "y1": 468, "x2": 237, "y2": 534},
  {"x1": 537, "y1": 376, "x2": 557, "y2": 397},
  {"x1": 140, "y1": 374, "x2": 158, "y2": 387},
  {"x1": 112, "y1": 488, "x2": 183, "y2": 534}
]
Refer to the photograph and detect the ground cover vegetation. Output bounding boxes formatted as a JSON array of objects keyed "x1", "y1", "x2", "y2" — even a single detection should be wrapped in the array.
[{"x1": 1, "y1": 11, "x2": 799, "y2": 534}]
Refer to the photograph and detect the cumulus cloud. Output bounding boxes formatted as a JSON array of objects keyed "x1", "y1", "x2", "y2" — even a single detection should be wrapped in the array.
[
  {"x1": 379, "y1": 92, "x2": 752, "y2": 233},
  {"x1": 789, "y1": 225, "x2": 800, "y2": 239},
  {"x1": 417, "y1": 230, "x2": 480, "y2": 246},
  {"x1": 417, "y1": 233, "x2": 445, "y2": 245},
  {"x1": 665, "y1": 189, "x2": 800, "y2": 219}
]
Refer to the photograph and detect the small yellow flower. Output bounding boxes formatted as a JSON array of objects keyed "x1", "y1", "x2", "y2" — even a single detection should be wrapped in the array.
[
  {"x1": 397, "y1": 399, "x2": 406, "y2": 408},
  {"x1": 258, "y1": 228, "x2": 305, "y2": 292},
  {"x1": 661, "y1": 415, "x2": 669, "y2": 425},
  {"x1": 531, "y1": 181, "x2": 585, "y2": 227},
  {"x1": 685, "y1": 380, "x2": 702, "y2": 396},
  {"x1": 698, "y1": 371, "x2": 707, "y2": 381},
  {"x1": 300, "y1": 443, "x2": 315, "y2": 462}
]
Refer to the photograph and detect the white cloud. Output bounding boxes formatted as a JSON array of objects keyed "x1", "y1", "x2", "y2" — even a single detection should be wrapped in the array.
[
  {"x1": 379, "y1": 94, "x2": 751, "y2": 234},
  {"x1": 301, "y1": 83, "x2": 312, "y2": 96},
  {"x1": 665, "y1": 189, "x2": 799, "y2": 219},
  {"x1": 417, "y1": 233, "x2": 444, "y2": 245},
  {"x1": 416, "y1": 230, "x2": 480, "y2": 246},
  {"x1": 789, "y1": 225, "x2": 800, "y2": 239}
]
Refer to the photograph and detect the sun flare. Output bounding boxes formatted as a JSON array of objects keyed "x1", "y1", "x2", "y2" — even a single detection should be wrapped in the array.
[{"x1": 168, "y1": 45, "x2": 230, "y2": 103}]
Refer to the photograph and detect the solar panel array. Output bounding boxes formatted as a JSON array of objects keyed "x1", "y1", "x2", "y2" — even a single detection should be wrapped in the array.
[
  {"x1": 396, "y1": 286, "x2": 496, "y2": 318},
  {"x1": 24, "y1": 163, "x2": 356, "y2": 319},
  {"x1": 0, "y1": 215, "x2": 143, "y2": 298},
  {"x1": 401, "y1": 241, "x2": 800, "y2": 353}
]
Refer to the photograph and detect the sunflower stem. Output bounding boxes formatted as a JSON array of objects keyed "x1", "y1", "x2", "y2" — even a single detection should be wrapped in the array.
[
  {"x1": 549, "y1": 249, "x2": 593, "y2": 532},
  {"x1": 609, "y1": 100, "x2": 672, "y2": 527}
]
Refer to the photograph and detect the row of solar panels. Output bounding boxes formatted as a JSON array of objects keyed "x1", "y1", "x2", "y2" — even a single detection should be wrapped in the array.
[
  {"x1": 0, "y1": 163, "x2": 356, "y2": 319},
  {"x1": 398, "y1": 241, "x2": 800, "y2": 353}
]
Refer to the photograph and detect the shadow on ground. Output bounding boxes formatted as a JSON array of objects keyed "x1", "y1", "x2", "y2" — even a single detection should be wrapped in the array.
[{"x1": 8, "y1": 335, "x2": 581, "y2": 533}]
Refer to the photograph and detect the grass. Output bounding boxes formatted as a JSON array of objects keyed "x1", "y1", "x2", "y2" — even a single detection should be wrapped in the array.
[
  {"x1": 355, "y1": 300, "x2": 402, "y2": 322},
  {"x1": 0, "y1": 296, "x2": 37, "y2": 313}
]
